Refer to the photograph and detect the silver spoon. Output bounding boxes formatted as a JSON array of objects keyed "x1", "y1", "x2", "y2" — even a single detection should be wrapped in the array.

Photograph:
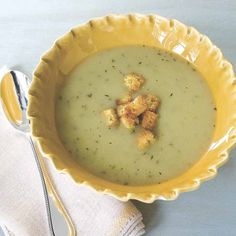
[{"x1": 0, "y1": 68, "x2": 55, "y2": 236}]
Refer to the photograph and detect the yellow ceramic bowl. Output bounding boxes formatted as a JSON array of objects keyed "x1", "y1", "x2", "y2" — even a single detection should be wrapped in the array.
[{"x1": 27, "y1": 14, "x2": 236, "y2": 203}]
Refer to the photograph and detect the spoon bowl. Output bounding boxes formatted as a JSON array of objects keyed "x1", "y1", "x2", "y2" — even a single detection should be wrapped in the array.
[{"x1": 0, "y1": 70, "x2": 30, "y2": 132}]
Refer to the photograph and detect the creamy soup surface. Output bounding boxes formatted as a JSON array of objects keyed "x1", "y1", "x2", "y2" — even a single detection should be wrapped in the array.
[{"x1": 55, "y1": 46, "x2": 216, "y2": 186}]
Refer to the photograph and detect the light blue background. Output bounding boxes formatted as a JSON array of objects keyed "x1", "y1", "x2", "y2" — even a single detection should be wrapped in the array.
[{"x1": 0, "y1": 0, "x2": 236, "y2": 235}]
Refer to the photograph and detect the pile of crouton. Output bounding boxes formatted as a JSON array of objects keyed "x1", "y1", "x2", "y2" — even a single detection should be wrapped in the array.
[{"x1": 103, "y1": 72, "x2": 160, "y2": 150}]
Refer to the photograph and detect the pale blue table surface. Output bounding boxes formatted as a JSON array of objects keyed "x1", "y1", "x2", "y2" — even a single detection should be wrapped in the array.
[{"x1": 0, "y1": 0, "x2": 236, "y2": 235}]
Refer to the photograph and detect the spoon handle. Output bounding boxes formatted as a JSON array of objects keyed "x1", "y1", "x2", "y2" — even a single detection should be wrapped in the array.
[{"x1": 28, "y1": 135, "x2": 55, "y2": 236}]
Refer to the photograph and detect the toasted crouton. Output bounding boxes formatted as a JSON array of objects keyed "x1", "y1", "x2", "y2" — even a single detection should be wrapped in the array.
[
  {"x1": 120, "y1": 114, "x2": 138, "y2": 130},
  {"x1": 124, "y1": 95, "x2": 147, "y2": 117},
  {"x1": 137, "y1": 129, "x2": 155, "y2": 150},
  {"x1": 116, "y1": 94, "x2": 132, "y2": 105},
  {"x1": 103, "y1": 109, "x2": 119, "y2": 127},
  {"x1": 116, "y1": 104, "x2": 126, "y2": 117},
  {"x1": 124, "y1": 73, "x2": 145, "y2": 92},
  {"x1": 145, "y1": 94, "x2": 160, "y2": 112},
  {"x1": 141, "y1": 111, "x2": 158, "y2": 130}
]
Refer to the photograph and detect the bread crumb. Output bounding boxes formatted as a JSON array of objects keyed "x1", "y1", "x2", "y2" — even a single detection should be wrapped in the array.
[
  {"x1": 137, "y1": 129, "x2": 155, "y2": 150},
  {"x1": 141, "y1": 111, "x2": 158, "y2": 130},
  {"x1": 120, "y1": 114, "x2": 138, "y2": 130},
  {"x1": 145, "y1": 94, "x2": 160, "y2": 112},
  {"x1": 103, "y1": 109, "x2": 119, "y2": 127},
  {"x1": 124, "y1": 73, "x2": 145, "y2": 92},
  {"x1": 124, "y1": 95, "x2": 147, "y2": 117},
  {"x1": 116, "y1": 94, "x2": 132, "y2": 105},
  {"x1": 116, "y1": 104, "x2": 126, "y2": 117}
]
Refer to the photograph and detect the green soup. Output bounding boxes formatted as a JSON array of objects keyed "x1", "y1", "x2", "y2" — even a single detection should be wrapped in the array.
[{"x1": 55, "y1": 46, "x2": 215, "y2": 186}]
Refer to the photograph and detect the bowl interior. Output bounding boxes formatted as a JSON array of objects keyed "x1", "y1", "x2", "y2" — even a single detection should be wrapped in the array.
[{"x1": 27, "y1": 14, "x2": 236, "y2": 202}]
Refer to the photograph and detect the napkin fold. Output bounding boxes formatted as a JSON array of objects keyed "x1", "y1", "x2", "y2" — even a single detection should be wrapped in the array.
[{"x1": 0, "y1": 108, "x2": 145, "y2": 236}]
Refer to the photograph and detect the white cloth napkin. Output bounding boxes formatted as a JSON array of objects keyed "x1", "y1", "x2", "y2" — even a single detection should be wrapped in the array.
[{"x1": 0, "y1": 108, "x2": 145, "y2": 236}]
